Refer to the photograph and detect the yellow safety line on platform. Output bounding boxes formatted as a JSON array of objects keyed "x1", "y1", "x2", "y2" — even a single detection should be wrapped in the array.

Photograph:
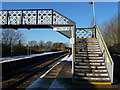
[
  {"x1": 74, "y1": 81, "x2": 111, "y2": 85},
  {"x1": 76, "y1": 38, "x2": 96, "y2": 40}
]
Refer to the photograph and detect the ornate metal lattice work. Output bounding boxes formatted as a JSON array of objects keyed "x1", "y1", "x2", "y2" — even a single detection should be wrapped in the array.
[
  {"x1": 8, "y1": 11, "x2": 22, "y2": 25},
  {"x1": 23, "y1": 10, "x2": 36, "y2": 25},
  {"x1": 0, "y1": 11, "x2": 7, "y2": 25},
  {"x1": 0, "y1": 9, "x2": 75, "y2": 26},
  {"x1": 76, "y1": 29, "x2": 95, "y2": 38},
  {"x1": 38, "y1": 10, "x2": 52, "y2": 24},
  {"x1": 53, "y1": 11, "x2": 69, "y2": 24}
]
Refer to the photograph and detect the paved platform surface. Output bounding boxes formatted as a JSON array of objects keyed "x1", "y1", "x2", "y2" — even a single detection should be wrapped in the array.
[{"x1": 26, "y1": 55, "x2": 119, "y2": 90}]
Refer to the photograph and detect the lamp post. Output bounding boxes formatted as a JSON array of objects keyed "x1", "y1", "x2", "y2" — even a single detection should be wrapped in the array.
[
  {"x1": 92, "y1": 1, "x2": 96, "y2": 26},
  {"x1": 89, "y1": 1, "x2": 96, "y2": 26}
]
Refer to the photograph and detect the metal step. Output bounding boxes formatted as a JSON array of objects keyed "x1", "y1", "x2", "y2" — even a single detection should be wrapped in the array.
[
  {"x1": 76, "y1": 41, "x2": 98, "y2": 43},
  {"x1": 76, "y1": 49, "x2": 101, "y2": 52},
  {"x1": 76, "y1": 39, "x2": 98, "y2": 41},
  {"x1": 75, "y1": 45, "x2": 100, "y2": 47},
  {"x1": 74, "y1": 76, "x2": 110, "y2": 81},
  {"x1": 75, "y1": 73, "x2": 109, "y2": 77},
  {"x1": 75, "y1": 62, "x2": 105, "y2": 66},
  {"x1": 75, "y1": 66, "x2": 106, "y2": 69},
  {"x1": 75, "y1": 47, "x2": 100, "y2": 50},
  {"x1": 76, "y1": 43, "x2": 99, "y2": 45},
  {"x1": 75, "y1": 54, "x2": 102, "y2": 57},
  {"x1": 75, "y1": 69, "x2": 107, "y2": 73},
  {"x1": 75, "y1": 47, "x2": 100, "y2": 49},
  {"x1": 76, "y1": 48, "x2": 100, "y2": 50},
  {"x1": 75, "y1": 60, "x2": 104, "y2": 63},
  {"x1": 75, "y1": 57, "x2": 103, "y2": 60},
  {"x1": 76, "y1": 51, "x2": 102, "y2": 54}
]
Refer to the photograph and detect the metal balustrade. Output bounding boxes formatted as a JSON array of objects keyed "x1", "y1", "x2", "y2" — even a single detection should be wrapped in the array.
[
  {"x1": 75, "y1": 28, "x2": 96, "y2": 39},
  {"x1": 0, "y1": 9, "x2": 75, "y2": 29}
]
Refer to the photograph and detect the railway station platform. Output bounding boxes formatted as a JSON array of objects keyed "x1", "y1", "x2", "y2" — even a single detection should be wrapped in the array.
[{"x1": 26, "y1": 55, "x2": 118, "y2": 89}]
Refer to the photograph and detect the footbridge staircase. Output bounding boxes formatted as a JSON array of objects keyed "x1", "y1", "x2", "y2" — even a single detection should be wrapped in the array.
[
  {"x1": 73, "y1": 26, "x2": 114, "y2": 85},
  {"x1": 0, "y1": 9, "x2": 114, "y2": 85}
]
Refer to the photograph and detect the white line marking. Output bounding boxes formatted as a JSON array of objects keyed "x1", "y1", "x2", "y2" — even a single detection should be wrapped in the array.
[
  {"x1": 60, "y1": 55, "x2": 69, "y2": 62},
  {"x1": 40, "y1": 54, "x2": 68, "y2": 78},
  {"x1": 40, "y1": 62, "x2": 60, "y2": 78}
]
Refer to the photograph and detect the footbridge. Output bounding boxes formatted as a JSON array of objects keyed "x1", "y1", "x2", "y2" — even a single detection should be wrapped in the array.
[{"x1": 0, "y1": 9, "x2": 114, "y2": 85}]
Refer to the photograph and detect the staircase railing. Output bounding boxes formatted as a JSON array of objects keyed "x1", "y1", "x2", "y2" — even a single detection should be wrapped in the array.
[{"x1": 95, "y1": 25, "x2": 114, "y2": 83}]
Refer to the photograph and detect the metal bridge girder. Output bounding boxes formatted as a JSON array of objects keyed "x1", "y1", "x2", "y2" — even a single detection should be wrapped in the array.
[{"x1": 0, "y1": 9, "x2": 75, "y2": 28}]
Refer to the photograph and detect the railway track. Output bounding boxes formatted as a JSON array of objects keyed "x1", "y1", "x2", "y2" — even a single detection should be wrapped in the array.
[{"x1": 1, "y1": 53, "x2": 68, "y2": 89}]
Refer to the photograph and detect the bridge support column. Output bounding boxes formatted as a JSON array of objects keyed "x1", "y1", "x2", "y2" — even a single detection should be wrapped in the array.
[{"x1": 70, "y1": 26, "x2": 75, "y2": 76}]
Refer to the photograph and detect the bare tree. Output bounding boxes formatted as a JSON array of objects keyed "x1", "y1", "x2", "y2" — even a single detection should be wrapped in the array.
[
  {"x1": 101, "y1": 15, "x2": 120, "y2": 54},
  {"x1": 1, "y1": 29, "x2": 24, "y2": 57},
  {"x1": 101, "y1": 15, "x2": 118, "y2": 46},
  {"x1": 39, "y1": 40, "x2": 44, "y2": 47},
  {"x1": 28, "y1": 40, "x2": 38, "y2": 47},
  {"x1": 52, "y1": 42, "x2": 66, "y2": 51},
  {"x1": 45, "y1": 41, "x2": 53, "y2": 46},
  {"x1": 2, "y1": 29, "x2": 23, "y2": 45}
]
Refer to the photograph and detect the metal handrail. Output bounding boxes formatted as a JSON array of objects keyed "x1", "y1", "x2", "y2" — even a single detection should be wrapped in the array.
[
  {"x1": 95, "y1": 25, "x2": 114, "y2": 83},
  {"x1": 95, "y1": 26, "x2": 113, "y2": 64}
]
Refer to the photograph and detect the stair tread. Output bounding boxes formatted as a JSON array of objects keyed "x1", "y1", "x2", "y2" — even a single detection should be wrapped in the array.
[
  {"x1": 75, "y1": 65, "x2": 105, "y2": 66},
  {"x1": 75, "y1": 44, "x2": 99, "y2": 45},
  {"x1": 75, "y1": 62, "x2": 105, "y2": 64},
  {"x1": 75, "y1": 59, "x2": 103, "y2": 61},
  {"x1": 74, "y1": 76, "x2": 110, "y2": 82},
  {"x1": 75, "y1": 68, "x2": 107, "y2": 70},
  {"x1": 76, "y1": 51, "x2": 102, "y2": 52},
  {"x1": 75, "y1": 65, "x2": 105, "y2": 68},
  {"x1": 75, "y1": 67, "x2": 106, "y2": 69},
  {"x1": 75, "y1": 46, "x2": 100, "y2": 48},
  {"x1": 75, "y1": 57, "x2": 103, "y2": 59},
  {"x1": 76, "y1": 41, "x2": 98, "y2": 43},
  {"x1": 75, "y1": 67, "x2": 106, "y2": 70},
  {"x1": 74, "y1": 76, "x2": 110, "y2": 79},
  {"x1": 75, "y1": 42, "x2": 99, "y2": 45},
  {"x1": 75, "y1": 68, "x2": 107, "y2": 71},
  {"x1": 75, "y1": 61, "x2": 104, "y2": 63},
  {"x1": 75, "y1": 74, "x2": 109, "y2": 78},
  {"x1": 76, "y1": 50, "x2": 101, "y2": 52},
  {"x1": 74, "y1": 71, "x2": 108, "y2": 74},
  {"x1": 76, "y1": 61, "x2": 105, "y2": 63},
  {"x1": 75, "y1": 64, "x2": 105, "y2": 66},
  {"x1": 75, "y1": 54, "x2": 102, "y2": 57}
]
